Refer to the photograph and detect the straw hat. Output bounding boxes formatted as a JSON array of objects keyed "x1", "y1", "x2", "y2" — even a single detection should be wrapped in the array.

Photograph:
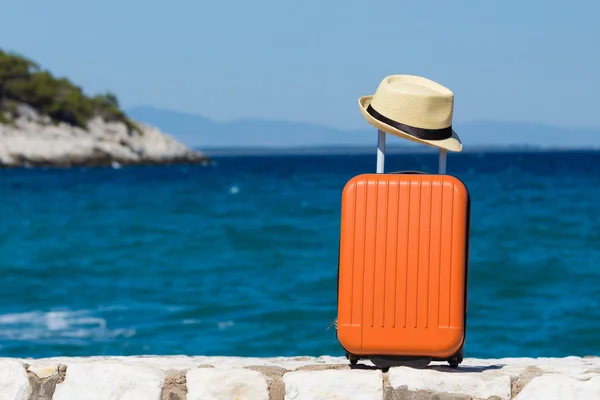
[{"x1": 359, "y1": 75, "x2": 462, "y2": 152}]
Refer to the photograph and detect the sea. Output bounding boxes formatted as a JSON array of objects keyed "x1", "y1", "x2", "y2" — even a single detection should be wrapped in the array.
[{"x1": 1, "y1": 149, "x2": 599, "y2": 360}]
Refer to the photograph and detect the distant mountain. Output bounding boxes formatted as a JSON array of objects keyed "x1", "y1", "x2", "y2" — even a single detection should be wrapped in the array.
[
  {"x1": 453, "y1": 120, "x2": 600, "y2": 149},
  {"x1": 126, "y1": 106, "x2": 377, "y2": 149},
  {"x1": 126, "y1": 106, "x2": 600, "y2": 151}
]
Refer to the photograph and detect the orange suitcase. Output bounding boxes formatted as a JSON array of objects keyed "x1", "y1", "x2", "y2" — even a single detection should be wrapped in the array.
[{"x1": 336, "y1": 131, "x2": 470, "y2": 369}]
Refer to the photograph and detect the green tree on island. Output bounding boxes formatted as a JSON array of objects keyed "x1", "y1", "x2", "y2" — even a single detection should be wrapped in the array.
[{"x1": 0, "y1": 48, "x2": 140, "y2": 133}]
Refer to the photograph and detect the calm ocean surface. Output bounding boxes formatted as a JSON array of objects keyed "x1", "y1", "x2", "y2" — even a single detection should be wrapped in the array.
[{"x1": 1, "y1": 150, "x2": 599, "y2": 359}]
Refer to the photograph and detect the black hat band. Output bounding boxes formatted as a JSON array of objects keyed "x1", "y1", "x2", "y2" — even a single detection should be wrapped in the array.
[{"x1": 366, "y1": 105, "x2": 453, "y2": 141}]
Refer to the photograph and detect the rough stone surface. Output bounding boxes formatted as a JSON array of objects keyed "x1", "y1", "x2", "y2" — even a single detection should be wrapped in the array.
[
  {"x1": 0, "y1": 105, "x2": 210, "y2": 168},
  {"x1": 283, "y1": 369, "x2": 383, "y2": 400},
  {"x1": 195, "y1": 355, "x2": 353, "y2": 371},
  {"x1": 161, "y1": 370, "x2": 187, "y2": 400},
  {"x1": 187, "y1": 367, "x2": 269, "y2": 400},
  {"x1": 22, "y1": 356, "x2": 209, "y2": 373},
  {"x1": 514, "y1": 374, "x2": 600, "y2": 399},
  {"x1": 20, "y1": 355, "x2": 352, "y2": 374},
  {"x1": 386, "y1": 387, "x2": 473, "y2": 399},
  {"x1": 0, "y1": 356, "x2": 595, "y2": 400},
  {"x1": 384, "y1": 371, "x2": 474, "y2": 400},
  {"x1": 389, "y1": 366, "x2": 511, "y2": 400},
  {"x1": 26, "y1": 365, "x2": 58, "y2": 380},
  {"x1": 53, "y1": 362, "x2": 164, "y2": 400},
  {"x1": 27, "y1": 364, "x2": 66, "y2": 400},
  {"x1": 510, "y1": 367, "x2": 543, "y2": 398},
  {"x1": 0, "y1": 360, "x2": 30, "y2": 400},
  {"x1": 246, "y1": 366, "x2": 288, "y2": 400}
]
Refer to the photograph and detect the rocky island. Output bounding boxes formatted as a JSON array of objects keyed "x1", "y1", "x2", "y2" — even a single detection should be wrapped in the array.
[{"x1": 0, "y1": 49, "x2": 210, "y2": 168}]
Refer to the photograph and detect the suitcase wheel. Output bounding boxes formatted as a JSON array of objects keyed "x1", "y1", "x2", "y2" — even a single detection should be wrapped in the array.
[
  {"x1": 447, "y1": 347, "x2": 464, "y2": 369},
  {"x1": 345, "y1": 351, "x2": 359, "y2": 366}
]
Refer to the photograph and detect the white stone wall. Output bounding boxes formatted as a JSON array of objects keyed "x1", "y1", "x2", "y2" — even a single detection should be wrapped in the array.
[{"x1": 0, "y1": 355, "x2": 598, "y2": 399}]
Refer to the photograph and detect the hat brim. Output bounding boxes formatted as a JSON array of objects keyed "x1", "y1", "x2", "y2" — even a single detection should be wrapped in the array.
[{"x1": 359, "y1": 96, "x2": 463, "y2": 152}]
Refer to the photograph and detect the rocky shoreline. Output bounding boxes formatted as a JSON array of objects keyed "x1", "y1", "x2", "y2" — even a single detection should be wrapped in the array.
[{"x1": 0, "y1": 104, "x2": 211, "y2": 168}]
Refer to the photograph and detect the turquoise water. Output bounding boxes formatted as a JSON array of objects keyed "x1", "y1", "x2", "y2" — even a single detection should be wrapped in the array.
[{"x1": 1, "y1": 150, "x2": 599, "y2": 359}]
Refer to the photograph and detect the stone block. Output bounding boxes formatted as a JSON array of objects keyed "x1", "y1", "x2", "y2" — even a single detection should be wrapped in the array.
[
  {"x1": 53, "y1": 362, "x2": 164, "y2": 400},
  {"x1": 0, "y1": 360, "x2": 30, "y2": 400},
  {"x1": 283, "y1": 369, "x2": 383, "y2": 400},
  {"x1": 514, "y1": 374, "x2": 600, "y2": 400},
  {"x1": 187, "y1": 367, "x2": 269, "y2": 400},
  {"x1": 389, "y1": 366, "x2": 511, "y2": 400}
]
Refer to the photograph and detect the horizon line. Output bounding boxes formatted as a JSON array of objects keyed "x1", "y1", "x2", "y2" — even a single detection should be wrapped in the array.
[
  {"x1": 198, "y1": 143, "x2": 600, "y2": 157},
  {"x1": 126, "y1": 105, "x2": 600, "y2": 132}
]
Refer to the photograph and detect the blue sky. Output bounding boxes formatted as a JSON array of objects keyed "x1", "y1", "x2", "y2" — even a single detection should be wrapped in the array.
[{"x1": 1, "y1": 0, "x2": 599, "y2": 131}]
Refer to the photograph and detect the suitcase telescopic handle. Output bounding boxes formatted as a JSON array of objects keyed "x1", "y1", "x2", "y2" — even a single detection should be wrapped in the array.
[
  {"x1": 439, "y1": 148, "x2": 447, "y2": 174},
  {"x1": 376, "y1": 130, "x2": 386, "y2": 173},
  {"x1": 375, "y1": 129, "x2": 448, "y2": 174}
]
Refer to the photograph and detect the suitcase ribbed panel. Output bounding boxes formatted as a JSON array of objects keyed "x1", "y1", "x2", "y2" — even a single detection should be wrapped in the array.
[{"x1": 338, "y1": 174, "x2": 468, "y2": 357}]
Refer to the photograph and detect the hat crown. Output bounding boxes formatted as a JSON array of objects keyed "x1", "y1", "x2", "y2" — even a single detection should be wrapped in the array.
[{"x1": 370, "y1": 75, "x2": 454, "y2": 130}]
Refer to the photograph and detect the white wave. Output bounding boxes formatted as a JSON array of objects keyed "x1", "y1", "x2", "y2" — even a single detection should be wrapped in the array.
[
  {"x1": 217, "y1": 320, "x2": 234, "y2": 329},
  {"x1": 0, "y1": 309, "x2": 134, "y2": 341},
  {"x1": 96, "y1": 305, "x2": 130, "y2": 312}
]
